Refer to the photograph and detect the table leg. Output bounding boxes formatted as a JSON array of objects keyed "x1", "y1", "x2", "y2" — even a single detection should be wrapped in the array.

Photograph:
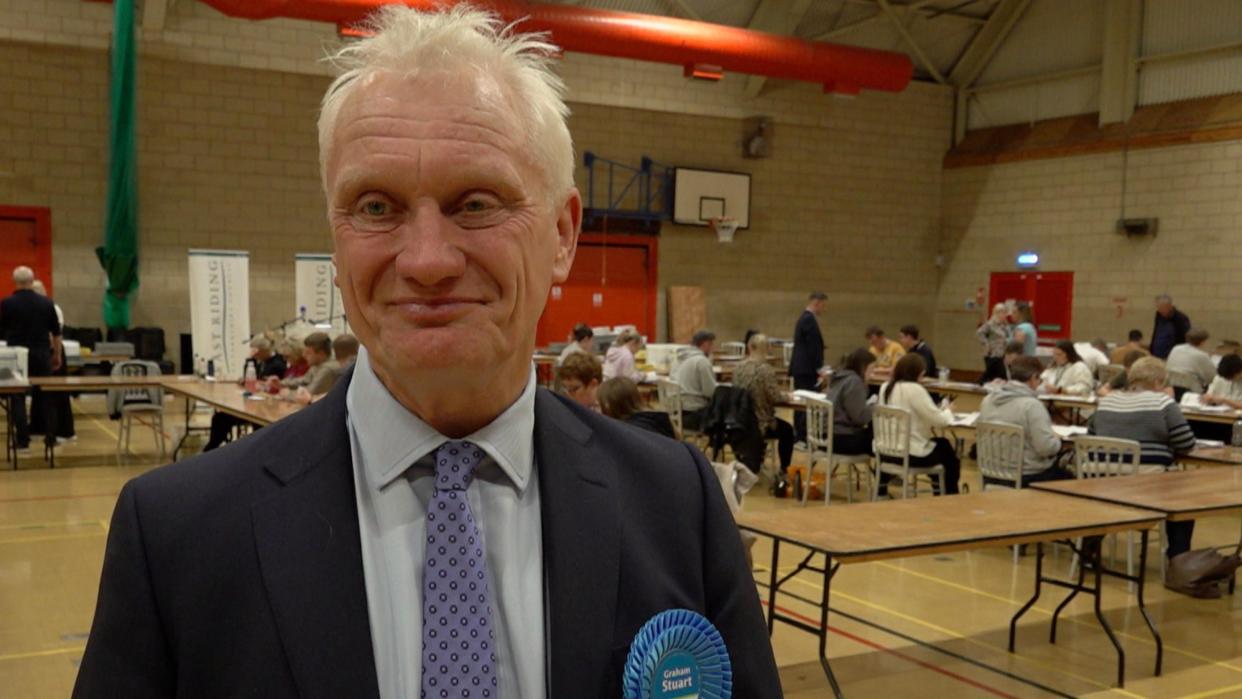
[
  {"x1": 4, "y1": 396, "x2": 14, "y2": 468},
  {"x1": 1009, "y1": 541, "x2": 1044, "y2": 652},
  {"x1": 42, "y1": 390, "x2": 56, "y2": 469},
  {"x1": 821, "y1": 557, "x2": 843, "y2": 699},
  {"x1": 1050, "y1": 541, "x2": 1086, "y2": 644},
  {"x1": 171, "y1": 395, "x2": 194, "y2": 461},
  {"x1": 1135, "y1": 529, "x2": 1163, "y2": 677},
  {"x1": 1087, "y1": 541, "x2": 1126, "y2": 687},
  {"x1": 767, "y1": 539, "x2": 780, "y2": 636}
]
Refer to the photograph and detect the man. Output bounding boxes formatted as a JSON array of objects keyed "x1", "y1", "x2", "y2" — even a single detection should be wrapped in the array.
[
  {"x1": 203, "y1": 336, "x2": 289, "y2": 451},
  {"x1": 74, "y1": 7, "x2": 779, "y2": 699},
  {"x1": 1151, "y1": 294, "x2": 1191, "y2": 359},
  {"x1": 557, "y1": 322, "x2": 593, "y2": 365},
  {"x1": 332, "y1": 333, "x2": 360, "y2": 370},
  {"x1": 0, "y1": 266, "x2": 61, "y2": 451},
  {"x1": 556, "y1": 351, "x2": 602, "y2": 411},
  {"x1": 979, "y1": 356, "x2": 1073, "y2": 485},
  {"x1": 1110, "y1": 329, "x2": 1149, "y2": 365},
  {"x1": 898, "y1": 324, "x2": 937, "y2": 378},
  {"x1": 986, "y1": 341, "x2": 1026, "y2": 384},
  {"x1": 671, "y1": 329, "x2": 717, "y2": 431},
  {"x1": 865, "y1": 325, "x2": 905, "y2": 378},
  {"x1": 789, "y1": 291, "x2": 827, "y2": 441},
  {"x1": 1166, "y1": 327, "x2": 1216, "y2": 396},
  {"x1": 29, "y1": 278, "x2": 74, "y2": 441},
  {"x1": 272, "y1": 331, "x2": 340, "y2": 397}
]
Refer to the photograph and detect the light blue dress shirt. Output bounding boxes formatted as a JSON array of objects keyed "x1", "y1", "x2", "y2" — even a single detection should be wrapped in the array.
[{"x1": 346, "y1": 347, "x2": 546, "y2": 698}]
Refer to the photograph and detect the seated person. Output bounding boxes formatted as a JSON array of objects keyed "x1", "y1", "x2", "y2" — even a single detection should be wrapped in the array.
[
  {"x1": 277, "y1": 338, "x2": 309, "y2": 379},
  {"x1": 267, "y1": 332, "x2": 340, "y2": 397},
  {"x1": 597, "y1": 377, "x2": 676, "y2": 440},
  {"x1": 1110, "y1": 329, "x2": 1149, "y2": 365},
  {"x1": 203, "y1": 336, "x2": 291, "y2": 451},
  {"x1": 865, "y1": 326, "x2": 905, "y2": 379},
  {"x1": 557, "y1": 323, "x2": 593, "y2": 365},
  {"x1": 979, "y1": 356, "x2": 1073, "y2": 486},
  {"x1": 877, "y1": 353, "x2": 960, "y2": 495},
  {"x1": 1090, "y1": 357, "x2": 1196, "y2": 561},
  {"x1": 1040, "y1": 340, "x2": 1094, "y2": 396},
  {"x1": 1203, "y1": 353, "x2": 1242, "y2": 409},
  {"x1": 1074, "y1": 338, "x2": 1111, "y2": 373},
  {"x1": 898, "y1": 324, "x2": 937, "y2": 378},
  {"x1": 826, "y1": 348, "x2": 875, "y2": 455},
  {"x1": 986, "y1": 340, "x2": 1027, "y2": 385},
  {"x1": 602, "y1": 330, "x2": 656, "y2": 383},
  {"x1": 671, "y1": 330, "x2": 717, "y2": 431},
  {"x1": 1098, "y1": 348, "x2": 1147, "y2": 395},
  {"x1": 732, "y1": 333, "x2": 795, "y2": 480},
  {"x1": 556, "y1": 351, "x2": 602, "y2": 411},
  {"x1": 1166, "y1": 327, "x2": 1216, "y2": 396}
]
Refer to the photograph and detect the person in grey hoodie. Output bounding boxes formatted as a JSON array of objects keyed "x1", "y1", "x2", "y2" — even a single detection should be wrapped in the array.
[
  {"x1": 978, "y1": 355, "x2": 1073, "y2": 485},
  {"x1": 826, "y1": 348, "x2": 877, "y2": 455}
]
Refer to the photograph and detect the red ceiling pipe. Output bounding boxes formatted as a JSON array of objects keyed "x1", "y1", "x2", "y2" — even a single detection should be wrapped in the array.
[{"x1": 195, "y1": 0, "x2": 913, "y2": 94}]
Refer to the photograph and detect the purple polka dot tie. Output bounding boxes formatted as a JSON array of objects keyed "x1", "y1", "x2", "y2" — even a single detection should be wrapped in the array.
[{"x1": 421, "y1": 441, "x2": 498, "y2": 699}]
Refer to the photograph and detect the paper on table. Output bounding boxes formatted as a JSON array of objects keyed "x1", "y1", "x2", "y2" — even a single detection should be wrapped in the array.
[
  {"x1": 950, "y1": 412, "x2": 978, "y2": 427},
  {"x1": 1052, "y1": 425, "x2": 1088, "y2": 439},
  {"x1": 792, "y1": 389, "x2": 827, "y2": 401},
  {"x1": 1195, "y1": 438, "x2": 1225, "y2": 448}
]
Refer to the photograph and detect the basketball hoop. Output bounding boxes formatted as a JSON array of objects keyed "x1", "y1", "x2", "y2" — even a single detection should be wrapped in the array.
[{"x1": 710, "y1": 217, "x2": 739, "y2": 243}]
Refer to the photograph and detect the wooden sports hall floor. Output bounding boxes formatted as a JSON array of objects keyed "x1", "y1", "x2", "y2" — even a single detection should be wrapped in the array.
[{"x1": 2, "y1": 396, "x2": 1241, "y2": 698}]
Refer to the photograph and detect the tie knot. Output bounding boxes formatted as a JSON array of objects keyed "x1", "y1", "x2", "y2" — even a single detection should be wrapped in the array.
[{"x1": 433, "y1": 440, "x2": 482, "y2": 491}]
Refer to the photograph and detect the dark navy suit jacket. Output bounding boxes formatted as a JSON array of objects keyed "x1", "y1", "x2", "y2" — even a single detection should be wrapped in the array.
[
  {"x1": 73, "y1": 369, "x2": 782, "y2": 698},
  {"x1": 789, "y1": 309, "x2": 824, "y2": 378}
]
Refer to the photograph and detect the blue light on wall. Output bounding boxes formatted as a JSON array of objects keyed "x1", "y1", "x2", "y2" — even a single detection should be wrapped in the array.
[{"x1": 1016, "y1": 251, "x2": 1040, "y2": 268}]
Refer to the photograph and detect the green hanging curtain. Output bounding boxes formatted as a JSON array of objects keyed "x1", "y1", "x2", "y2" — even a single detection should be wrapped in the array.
[{"x1": 96, "y1": 0, "x2": 139, "y2": 329}]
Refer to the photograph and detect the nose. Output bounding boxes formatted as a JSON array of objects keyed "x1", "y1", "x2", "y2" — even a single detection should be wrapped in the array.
[{"x1": 392, "y1": 200, "x2": 467, "y2": 288}]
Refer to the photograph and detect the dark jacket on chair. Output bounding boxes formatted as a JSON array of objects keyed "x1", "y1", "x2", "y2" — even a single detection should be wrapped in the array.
[{"x1": 702, "y1": 385, "x2": 766, "y2": 473}]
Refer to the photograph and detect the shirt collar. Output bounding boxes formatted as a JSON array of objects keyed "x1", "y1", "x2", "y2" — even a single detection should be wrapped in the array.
[{"x1": 346, "y1": 346, "x2": 536, "y2": 494}]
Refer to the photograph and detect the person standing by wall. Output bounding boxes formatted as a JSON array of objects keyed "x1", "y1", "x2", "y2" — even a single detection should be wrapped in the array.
[
  {"x1": 789, "y1": 291, "x2": 827, "y2": 442},
  {"x1": 1151, "y1": 294, "x2": 1191, "y2": 360},
  {"x1": 976, "y1": 303, "x2": 1011, "y2": 383},
  {"x1": 0, "y1": 266, "x2": 62, "y2": 452}
]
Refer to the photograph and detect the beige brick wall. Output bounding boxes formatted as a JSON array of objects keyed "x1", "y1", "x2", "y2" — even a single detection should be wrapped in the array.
[
  {"x1": 937, "y1": 141, "x2": 1242, "y2": 370},
  {"x1": 2, "y1": 2, "x2": 953, "y2": 367}
]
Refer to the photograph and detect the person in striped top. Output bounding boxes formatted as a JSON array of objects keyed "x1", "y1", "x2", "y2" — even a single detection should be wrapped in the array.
[{"x1": 1089, "y1": 356, "x2": 1197, "y2": 560}]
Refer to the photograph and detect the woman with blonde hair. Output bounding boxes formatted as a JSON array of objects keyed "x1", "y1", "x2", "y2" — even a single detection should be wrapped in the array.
[{"x1": 976, "y1": 303, "x2": 1011, "y2": 382}]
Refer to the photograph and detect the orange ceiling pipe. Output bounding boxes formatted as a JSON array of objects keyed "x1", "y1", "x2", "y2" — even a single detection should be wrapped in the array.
[{"x1": 196, "y1": 0, "x2": 913, "y2": 94}]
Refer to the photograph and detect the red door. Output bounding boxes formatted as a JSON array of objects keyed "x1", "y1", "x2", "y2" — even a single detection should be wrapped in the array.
[
  {"x1": 990, "y1": 271, "x2": 1074, "y2": 342},
  {"x1": 0, "y1": 207, "x2": 53, "y2": 297},
  {"x1": 537, "y1": 234, "x2": 658, "y2": 346}
]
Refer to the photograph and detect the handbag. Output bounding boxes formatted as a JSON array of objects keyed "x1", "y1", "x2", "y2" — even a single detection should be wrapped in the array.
[{"x1": 1165, "y1": 546, "x2": 1242, "y2": 599}]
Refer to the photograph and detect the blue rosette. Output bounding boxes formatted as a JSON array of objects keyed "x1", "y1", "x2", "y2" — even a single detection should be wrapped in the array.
[{"x1": 623, "y1": 609, "x2": 732, "y2": 699}]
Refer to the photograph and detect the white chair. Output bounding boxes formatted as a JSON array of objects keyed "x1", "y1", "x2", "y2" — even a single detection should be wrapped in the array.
[
  {"x1": 976, "y1": 420, "x2": 1026, "y2": 563},
  {"x1": 783, "y1": 342, "x2": 794, "y2": 367},
  {"x1": 719, "y1": 342, "x2": 746, "y2": 360},
  {"x1": 109, "y1": 360, "x2": 166, "y2": 457},
  {"x1": 656, "y1": 379, "x2": 685, "y2": 440},
  {"x1": 802, "y1": 396, "x2": 872, "y2": 505},
  {"x1": 1072, "y1": 436, "x2": 1159, "y2": 584},
  {"x1": 871, "y1": 405, "x2": 945, "y2": 500}
]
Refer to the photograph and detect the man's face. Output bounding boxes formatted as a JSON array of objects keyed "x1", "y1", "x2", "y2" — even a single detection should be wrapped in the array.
[
  {"x1": 868, "y1": 334, "x2": 885, "y2": 351},
  {"x1": 1157, "y1": 300, "x2": 1173, "y2": 317},
  {"x1": 809, "y1": 299, "x2": 825, "y2": 315},
  {"x1": 327, "y1": 71, "x2": 579, "y2": 386},
  {"x1": 898, "y1": 333, "x2": 915, "y2": 350},
  {"x1": 305, "y1": 347, "x2": 328, "y2": 367},
  {"x1": 253, "y1": 347, "x2": 271, "y2": 361},
  {"x1": 560, "y1": 377, "x2": 598, "y2": 408},
  {"x1": 701, "y1": 340, "x2": 715, "y2": 356}
]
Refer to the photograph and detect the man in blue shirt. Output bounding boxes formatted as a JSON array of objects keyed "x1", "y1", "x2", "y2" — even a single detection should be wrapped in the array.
[{"x1": 1151, "y1": 293, "x2": 1191, "y2": 359}]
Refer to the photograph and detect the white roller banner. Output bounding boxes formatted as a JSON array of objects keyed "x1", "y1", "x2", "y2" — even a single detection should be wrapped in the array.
[
  {"x1": 294, "y1": 253, "x2": 349, "y2": 335},
  {"x1": 188, "y1": 249, "x2": 251, "y2": 380}
]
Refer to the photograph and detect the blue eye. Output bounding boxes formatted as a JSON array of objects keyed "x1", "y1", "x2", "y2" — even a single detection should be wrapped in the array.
[{"x1": 360, "y1": 200, "x2": 389, "y2": 216}]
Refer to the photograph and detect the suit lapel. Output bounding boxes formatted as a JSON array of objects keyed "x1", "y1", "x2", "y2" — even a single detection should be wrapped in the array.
[
  {"x1": 534, "y1": 390, "x2": 621, "y2": 695},
  {"x1": 252, "y1": 376, "x2": 380, "y2": 699}
]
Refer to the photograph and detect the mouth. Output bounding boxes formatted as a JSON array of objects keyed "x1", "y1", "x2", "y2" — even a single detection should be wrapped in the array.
[{"x1": 387, "y1": 298, "x2": 484, "y2": 326}]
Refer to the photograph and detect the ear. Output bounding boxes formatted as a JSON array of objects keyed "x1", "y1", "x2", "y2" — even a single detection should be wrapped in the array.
[
  {"x1": 551, "y1": 187, "x2": 582, "y2": 283},
  {"x1": 331, "y1": 252, "x2": 340, "y2": 288}
]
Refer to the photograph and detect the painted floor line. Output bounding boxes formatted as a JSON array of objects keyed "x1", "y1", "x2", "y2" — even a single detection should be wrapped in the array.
[
  {"x1": 0, "y1": 531, "x2": 107, "y2": 546},
  {"x1": 761, "y1": 571, "x2": 1125, "y2": 696},
  {"x1": 0, "y1": 645, "x2": 84, "y2": 663},
  {"x1": 0, "y1": 492, "x2": 119, "y2": 504},
  {"x1": 1173, "y1": 680, "x2": 1242, "y2": 699},
  {"x1": 764, "y1": 599, "x2": 1024, "y2": 699}
]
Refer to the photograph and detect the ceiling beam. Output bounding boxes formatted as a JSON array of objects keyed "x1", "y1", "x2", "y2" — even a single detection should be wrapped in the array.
[
  {"x1": 947, "y1": 0, "x2": 1030, "y2": 88},
  {"x1": 877, "y1": 0, "x2": 946, "y2": 83},
  {"x1": 741, "y1": 0, "x2": 815, "y2": 98},
  {"x1": 811, "y1": 0, "x2": 940, "y2": 41},
  {"x1": 841, "y1": 0, "x2": 987, "y2": 24},
  {"x1": 1098, "y1": 0, "x2": 1142, "y2": 125},
  {"x1": 142, "y1": 0, "x2": 172, "y2": 32}
]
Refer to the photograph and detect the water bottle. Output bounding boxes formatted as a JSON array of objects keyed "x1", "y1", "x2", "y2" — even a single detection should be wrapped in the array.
[
  {"x1": 244, "y1": 363, "x2": 258, "y2": 393},
  {"x1": 1232, "y1": 418, "x2": 1242, "y2": 447}
]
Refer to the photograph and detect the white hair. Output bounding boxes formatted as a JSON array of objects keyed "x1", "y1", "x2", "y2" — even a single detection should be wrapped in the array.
[
  {"x1": 317, "y1": 5, "x2": 574, "y2": 197},
  {"x1": 12, "y1": 266, "x2": 33, "y2": 286}
]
